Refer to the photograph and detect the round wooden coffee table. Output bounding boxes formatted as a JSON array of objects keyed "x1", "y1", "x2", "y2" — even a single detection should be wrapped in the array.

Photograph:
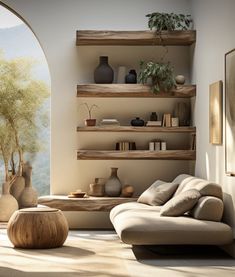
[{"x1": 7, "y1": 207, "x2": 69, "y2": 249}]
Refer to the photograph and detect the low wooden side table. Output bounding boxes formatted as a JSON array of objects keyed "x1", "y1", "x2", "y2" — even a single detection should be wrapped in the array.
[{"x1": 7, "y1": 207, "x2": 69, "y2": 249}]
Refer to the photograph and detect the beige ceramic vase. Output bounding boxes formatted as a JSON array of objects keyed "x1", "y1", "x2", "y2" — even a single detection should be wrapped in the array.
[
  {"x1": 0, "y1": 181, "x2": 19, "y2": 221},
  {"x1": 19, "y1": 162, "x2": 38, "y2": 209}
]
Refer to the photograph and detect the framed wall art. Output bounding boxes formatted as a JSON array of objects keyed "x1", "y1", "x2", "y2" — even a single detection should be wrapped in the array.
[
  {"x1": 225, "y1": 49, "x2": 235, "y2": 176},
  {"x1": 209, "y1": 80, "x2": 223, "y2": 145}
]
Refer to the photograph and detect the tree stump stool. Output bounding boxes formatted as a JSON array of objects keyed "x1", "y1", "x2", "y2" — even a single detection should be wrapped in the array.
[{"x1": 7, "y1": 207, "x2": 69, "y2": 249}]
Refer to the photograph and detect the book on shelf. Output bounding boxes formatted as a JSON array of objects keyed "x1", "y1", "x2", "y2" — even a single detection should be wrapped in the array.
[
  {"x1": 100, "y1": 119, "x2": 120, "y2": 126},
  {"x1": 116, "y1": 141, "x2": 136, "y2": 151},
  {"x1": 146, "y1": 120, "x2": 162, "y2": 127},
  {"x1": 162, "y1": 113, "x2": 172, "y2": 127},
  {"x1": 190, "y1": 133, "x2": 196, "y2": 150}
]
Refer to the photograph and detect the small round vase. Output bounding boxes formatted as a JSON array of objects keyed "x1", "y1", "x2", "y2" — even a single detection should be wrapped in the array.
[
  {"x1": 0, "y1": 181, "x2": 18, "y2": 221},
  {"x1": 105, "y1": 168, "x2": 122, "y2": 197},
  {"x1": 131, "y1": 117, "x2": 145, "y2": 126},
  {"x1": 150, "y1": 112, "x2": 158, "y2": 121},
  {"x1": 94, "y1": 56, "x2": 114, "y2": 84},
  {"x1": 175, "y1": 75, "x2": 185, "y2": 85},
  {"x1": 125, "y1": 69, "x2": 137, "y2": 84},
  {"x1": 19, "y1": 162, "x2": 38, "y2": 209}
]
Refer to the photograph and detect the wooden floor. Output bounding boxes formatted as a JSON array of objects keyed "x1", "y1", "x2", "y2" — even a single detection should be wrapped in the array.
[{"x1": 0, "y1": 229, "x2": 234, "y2": 277}]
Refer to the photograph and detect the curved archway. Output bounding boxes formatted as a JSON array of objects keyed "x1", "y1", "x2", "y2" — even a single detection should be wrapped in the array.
[{"x1": 0, "y1": 3, "x2": 51, "y2": 195}]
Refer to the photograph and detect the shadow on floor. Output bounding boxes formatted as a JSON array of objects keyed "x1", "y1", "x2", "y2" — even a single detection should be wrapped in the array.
[{"x1": 132, "y1": 245, "x2": 235, "y2": 266}]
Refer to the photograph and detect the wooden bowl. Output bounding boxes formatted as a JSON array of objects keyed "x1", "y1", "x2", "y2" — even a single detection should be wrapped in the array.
[{"x1": 68, "y1": 192, "x2": 86, "y2": 198}]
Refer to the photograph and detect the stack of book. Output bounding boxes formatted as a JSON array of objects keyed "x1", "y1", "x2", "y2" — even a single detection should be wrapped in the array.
[
  {"x1": 116, "y1": 141, "x2": 136, "y2": 151},
  {"x1": 162, "y1": 113, "x2": 172, "y2": 127},
  {"x1": 100, "y1": 119, "x2": 120, "y2": 126},
  {"x1": 146, "y1": 121, "x2": 162, "y2": 127}
]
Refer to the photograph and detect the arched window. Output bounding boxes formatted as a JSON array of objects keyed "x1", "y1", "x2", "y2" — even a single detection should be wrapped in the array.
[{"x1": 0, "y1": 5, "x2": 50, "y2": 195}]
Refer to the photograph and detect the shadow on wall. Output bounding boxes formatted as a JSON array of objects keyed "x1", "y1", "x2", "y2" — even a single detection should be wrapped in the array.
[{"x1": 223, "y1": 192, "x2": 235, "y2": 232}]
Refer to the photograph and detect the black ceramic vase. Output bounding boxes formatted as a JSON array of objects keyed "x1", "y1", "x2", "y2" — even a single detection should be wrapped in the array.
[
  {"x1": 94, "y1": 56, "x2": 114, "y2": 84},
  {"x1": 125, "y1": 69, "x2": 137, "y2": 84},
  {"x1": 131, "y1": 117, "x2": 145, "y2": 126}
]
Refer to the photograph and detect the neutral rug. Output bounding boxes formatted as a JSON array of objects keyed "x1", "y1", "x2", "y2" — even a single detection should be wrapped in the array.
[{"x1": 0, "y1": 229, "x2": 235, "y2": 277}]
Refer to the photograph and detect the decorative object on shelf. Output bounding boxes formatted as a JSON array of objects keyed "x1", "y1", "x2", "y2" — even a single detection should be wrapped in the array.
[
  {"x1": 150, "y1": 112, "x2": 158, "y2": 121},
  {"x1": 19, "y1": 162, "x2": 38, "y2": 209},
  {"x1": 225, "y1": 49, "x2": 235, "y2": 175},
  {"x1": 146, "y1": 12, "x2": 192, "y2": 31},
  {"x1": 149, "y1": 142, "x2": 155, "y2": 151},
  {"x1": 146, "y1": 120, "x2": 162, "y2": 127},
  {"x1": 68, "y1": 190, "x2": 86, "y2": 198},
  {"x1": 174, "y1": 102, "x2": 190, "y2": 126},
  {"x1": 88, "y1": 178, "x2": 105, "y2": 197},
  {"x1": 171, "y1": 117, "x2": 179, "y2": 127},
  {"x1": 0, "y1": 178, "x2": 18, "y2": 222},
  {"x1": 175, "y1": 75, "x2": 186, "y2": 85},
  {"x1": 162, "y1": 113, "x2": 172, "y2": 127},
  {"x1": 121, "y1": 185, "x2": 134, "y2": 198},
  {"x1": 125, "y1": 69, "x2": 137, "y2": 84},
  {"x1": 100, "y1": 118, "x2": 120, "y2": 126},
  {"x1": 94, "y1": 56, "x2": 114, "y2": 84},
  {"x1": 209, "y1": 81, "x2": 223, "y2": 145},
  {"x1": 116, "y1": 141, "x2": 136, "y2": 151},
  {"x1": 138, "y1": 61, "x2": 175, "y2": 93},
  {"x1": 155, "y1": 141, "x2": 161, "y2": 151},
  {"x1": 105, "y1": 167, "x2": 122, "y2": 197},
  {"x1": 190, "y1": 133, "x2": 196, "y2": 150},
  {"x1": 161, "y1": 141, "x2": 167, "y2": 150},
  {"x1": 80, "y1": 102, "x2": 98, "y2": 126},
  {"x1": 117, "y1": 66, "x2": 127, "y2": 83},
  {"x1": 131, "y1": 117, "x2": 145, "y2": 126}
]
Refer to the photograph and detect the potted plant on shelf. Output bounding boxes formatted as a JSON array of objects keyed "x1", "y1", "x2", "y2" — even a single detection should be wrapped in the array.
[
  {"x1": 81, "y1": 102, "x2": 98, "y2": 126},
  {"x1": 146, "y1": 12, "x2": 192, "y2": 31},
  {"x1": 138, "y1": 61, "x2": 176, "y2": 93}
]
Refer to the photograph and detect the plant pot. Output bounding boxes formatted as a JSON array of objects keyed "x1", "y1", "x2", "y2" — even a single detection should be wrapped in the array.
[{"x1": 85, "y1": 119, "x2": 96, "y2": 126}]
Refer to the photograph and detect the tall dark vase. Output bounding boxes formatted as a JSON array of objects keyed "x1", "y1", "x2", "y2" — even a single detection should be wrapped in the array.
[
  {"x1": 94, "y1": 56, "x2": 114, "y2": 84},
  {"x1": 105, "y1": 168, "x2": 122, "y2": 197}
]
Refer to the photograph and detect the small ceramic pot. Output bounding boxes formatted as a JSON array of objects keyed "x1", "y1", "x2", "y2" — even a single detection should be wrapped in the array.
[
  {"x1": 175, "y1": 75, "x2": 186, "y2": 85},
  {"x1": 125, "y1": 69, "x2": 137, "y2": 84},
  {"x1": 131, "y1": 117, "x2": 145, "y2": 126},
  {"x1": 85, "y1": 119, "x2": 96, "y2": 126}
]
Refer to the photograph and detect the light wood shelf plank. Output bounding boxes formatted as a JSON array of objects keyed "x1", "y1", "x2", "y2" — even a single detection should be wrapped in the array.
[
  {"x1": 38, "y1": 196, "x2": 137, "y2": 212},
  {"x1": 76, "y1": 30, "x2": 196, "y2": 46},
  {"x1": 77, "y1": 84, "x2": 196, "y2": 98},
  {"x1": 77, "y1": 150, "x2": 196, "y2": 160},
  {"x1": 77, "y1": 126, "x2": 196, "y2": 133}
]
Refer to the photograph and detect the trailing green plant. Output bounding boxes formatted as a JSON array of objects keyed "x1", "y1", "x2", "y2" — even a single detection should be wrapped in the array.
[
  {"x1": 146, "y1": 12, "x2": 192, "y2": 31},
  {"x1": 138, "y1": 61, "x2": 175, "y2": 93}
]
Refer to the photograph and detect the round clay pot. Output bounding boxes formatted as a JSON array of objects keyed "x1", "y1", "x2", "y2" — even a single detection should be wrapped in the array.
[
  {"x1": 10, "y1": 176, "x2": 25, "y2": 203},
  {"x1": 125, "y1": 69, "x2": 137, "y2": 84}
]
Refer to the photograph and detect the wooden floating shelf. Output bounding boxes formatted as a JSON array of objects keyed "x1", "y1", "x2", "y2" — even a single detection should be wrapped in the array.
[
  {"x1": 77, "y1": 126, "x2": 196, "y2": 133},
  {"x1": 76, "y1": 30, "x2": 196, "y2": 46},
  {"x1": 77, "y1": 84, "x2": 196, "y2": 98},
  {"x1": 77, "y1": 150, "x2": 196, "y2": 160},
  {"x1": 38, "y1": 196, "x2": 137, "y2": 212}
]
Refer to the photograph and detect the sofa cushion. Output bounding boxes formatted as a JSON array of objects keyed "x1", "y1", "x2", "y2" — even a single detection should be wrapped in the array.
[
  {"x1": 137, "y1": 180, "x2": 179, "y2": 206},
  {"x1": 173, "y1": 174, "x2": 223, "y2": 199},
  {"x1": 160, "y1": 189, "x2": 201, "y2": 216},
  {"x1": 110, "y1": 208, "x2": 233, "y2": 245},
  {"x1": 190, "y1": 196, "x2": 224, "y2": 222}
]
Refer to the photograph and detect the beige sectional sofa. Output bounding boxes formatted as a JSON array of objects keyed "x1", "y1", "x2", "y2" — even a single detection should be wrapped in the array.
[{"x1": 110, "y1": 174, "x2": 233, "y2": 245}]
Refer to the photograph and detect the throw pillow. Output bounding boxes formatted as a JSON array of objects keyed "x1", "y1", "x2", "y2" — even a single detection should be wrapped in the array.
[
  {"x1": 189, "y1": 196, "x2": 224, "y2": 222},
  {"x1": 160, "y1": 189, "x2": 201, "y2": 216},
  {"x1": 137, "y1": 180, "x2": 179, "y2": 206}
]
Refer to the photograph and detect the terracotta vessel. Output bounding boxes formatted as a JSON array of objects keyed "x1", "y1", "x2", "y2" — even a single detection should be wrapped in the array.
[
  {"x1": 10, "y1": 165, "x2": 25, "y2": 204},
  {"x1": 85, "y1": 119, "x2": 96, "y2": 126},
  {"x1": 0, "y1": 181, "x2": 18, "y2": 221},
  {"x1": 19, "y1": 162, "x2": 38, "y2": 208}
]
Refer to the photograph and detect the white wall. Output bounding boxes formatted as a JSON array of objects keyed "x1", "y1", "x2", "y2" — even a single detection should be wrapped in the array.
[
  {"x1": 1, "y1": 0, "x2": 193, "y2": 228},
  {"x1": 190, "y1": 0, "x2": 235, "y2": 236}
]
